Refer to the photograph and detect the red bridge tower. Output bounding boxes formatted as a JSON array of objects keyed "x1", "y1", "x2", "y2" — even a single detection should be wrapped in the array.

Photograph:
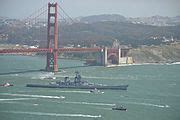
[{"x1": 46, "y1": 2, "x2": 58, "y2": 72}]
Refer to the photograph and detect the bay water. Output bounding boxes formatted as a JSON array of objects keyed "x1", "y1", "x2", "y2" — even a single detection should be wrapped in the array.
[{"x1": 0, "y1": 55, "x2": 180, "y2": 120}]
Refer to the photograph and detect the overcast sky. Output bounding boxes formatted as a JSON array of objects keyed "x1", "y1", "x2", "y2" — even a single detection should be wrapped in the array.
[{"x1": 0, "y1": 0, "x2": 180, "y2": 19}]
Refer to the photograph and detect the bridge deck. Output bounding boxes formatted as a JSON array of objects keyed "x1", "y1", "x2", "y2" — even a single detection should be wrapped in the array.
[{"x1": 0, "y1": 48, "x2": 102, "y2": 54}]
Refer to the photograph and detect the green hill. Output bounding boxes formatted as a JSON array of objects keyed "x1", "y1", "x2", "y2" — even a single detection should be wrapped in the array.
[{"x1": 1, "y1": 20, "x2": 180, "y2": 48}]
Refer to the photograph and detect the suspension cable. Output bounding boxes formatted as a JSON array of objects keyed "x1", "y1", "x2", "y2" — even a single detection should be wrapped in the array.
[
  {"x1": 57, "y1": 12, "x2": 69, "y2": 23},
  {"x1": 0, "y1": 4, "x2": 48, "y2": 34},
  {"x1": 23, "y1": 3, "x2": 47, "y2": 22},
  {"x1": 57, "y1": 4, "x2": 75, "y2": 24}
]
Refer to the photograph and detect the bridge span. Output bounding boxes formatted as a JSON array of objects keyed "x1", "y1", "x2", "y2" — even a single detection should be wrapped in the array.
[{"x1": 0, "y1": 2, "x2": 131, "y2": 72}]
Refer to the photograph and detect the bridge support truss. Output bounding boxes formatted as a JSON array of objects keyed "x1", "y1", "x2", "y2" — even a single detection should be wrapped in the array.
[
  {"x1": 46, "y1": 2, "x2": 58, "y2": 72},
  {"x1": 102, "y1": 47, "x2": 122, "y2": 66}
]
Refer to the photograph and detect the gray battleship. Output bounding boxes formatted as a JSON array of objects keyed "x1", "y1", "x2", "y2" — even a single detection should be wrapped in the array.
[{"x1": 26, "y1": 72, "x2": 128, "y2": 90}]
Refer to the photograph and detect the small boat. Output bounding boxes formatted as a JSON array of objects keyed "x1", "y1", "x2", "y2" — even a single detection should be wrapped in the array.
[
  {"x1": 112, "y1": 105, "x2": 127, "y2": 111},
  {"x1": 0, "y1": 82, "x2": 13, "y2": 87},
  {"x1": 90, "y1": 88, "x2": 104, "y2": 94}
]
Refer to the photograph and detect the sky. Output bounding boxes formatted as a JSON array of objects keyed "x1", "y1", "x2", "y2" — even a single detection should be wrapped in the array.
[{"x1": 0, "y1": 0, "x2": 180, "y2": 19}]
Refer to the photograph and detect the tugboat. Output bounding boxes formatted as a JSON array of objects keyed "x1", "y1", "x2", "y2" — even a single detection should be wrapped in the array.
[
  {"x1": 112, "y1": 105, "x2": 127, "y2": 111},
  {"x1": 26, "y1": 72, "x2": 128, "y2": 90}
]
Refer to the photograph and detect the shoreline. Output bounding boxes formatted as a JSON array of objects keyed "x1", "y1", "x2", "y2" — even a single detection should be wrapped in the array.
[
  {"x1": 0, "y1": 54, "x2": 180, "y2": 66},
  {"x1": 106, "y1": 62, "x2": 180, "y2": 67}
]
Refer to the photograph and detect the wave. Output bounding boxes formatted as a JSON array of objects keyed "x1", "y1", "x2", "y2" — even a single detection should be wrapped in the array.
[
  {"x1": 16, "y1": 90, "x2": 90, "y2": 94},
  {"x1": 107, "y1": 62, "x2": 180, "y2": 67},
  {"x1": 0, "y1": 98, "x2": 37, "y2": 101},
  {"x1": 96, "y1": 107, "x2": 112, "y2": 111},
  {"x1": 31, "y1": 72, "x2": 55, "y2": 79},
  {"x1": 135, "y1": 62, "x2": 180, "y2": 66},
  {"x1": 0, "y1": 111, "x2": 102, "y2": 118},
  {"x1": 0, "y1": 93, "x2": 65, "y2": 99},
  {"x1": 55, "y1": 90, "x2": 90, "y2": 94},
  {"x1": 107, "y1": 63, "x2": 157, "y2": 67},
  {"x1": 123, "y1": 96, "x2": 160, "y2": 102},
  {"x1": 61, "y1": 101, "x2": 168, "y2": 108},
  {"x1": 62, "y1": 101, "x2": 115, "y2": 106},
  {"x1": 120, "y1": 101, "x2": 170, "y2": 108},
  {"x1": 0, "y1": 101, "x2": 39, "y2": 107},
  {"x1": 171, "y1": 62, "x2": 180, "y2": 65},
  {"x1": 169, "y1": 83, "x2": 176, "y2": 86}
]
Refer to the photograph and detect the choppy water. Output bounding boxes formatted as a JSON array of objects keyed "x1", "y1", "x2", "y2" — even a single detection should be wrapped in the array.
[{"x1": 0, "y1": 55, "x2": 180, "y2": 120}]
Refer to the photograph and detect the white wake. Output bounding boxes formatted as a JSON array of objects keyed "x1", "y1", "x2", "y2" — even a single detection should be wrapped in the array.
[
  {"x1": 121, "y1": 101, "x2": 170, "y2": 108},
  {"x1": 62, "y1": 101, "x2": 115, "y2": 106},
  {"x1": 0, "y1": 111, "x2": 102, "y2": 118},
  {"x1": 0, "y1": 98, "x2": 37, "y2": 101},
  {"x1": 0, "y1": 93, "x2": 65, "y2": 99}
]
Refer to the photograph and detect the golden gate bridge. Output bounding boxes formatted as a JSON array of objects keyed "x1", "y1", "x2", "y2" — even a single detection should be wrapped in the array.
[{"x1": 0, "y1": 2, "x2": 128, "y2": 72}]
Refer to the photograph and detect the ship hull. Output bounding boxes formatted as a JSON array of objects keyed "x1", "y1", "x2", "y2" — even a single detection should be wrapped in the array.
[{"x1": 26, "y1": 84, "x2": 128, "y2": 90}]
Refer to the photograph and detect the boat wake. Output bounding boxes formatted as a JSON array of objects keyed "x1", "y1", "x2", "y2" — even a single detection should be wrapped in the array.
[
  {"x1": 0, "y1": 93, "x2": 65, "y2": 99},
  {"x1": 124, "y1": 96, "x2": 160, "y2": 102},
  {"x1": 31, "y1": 72, "x2": 55, "y2": 80},
  {"x1": 96, "y1": 107, "x2": 112, "y2": 110},
  {"x1": 55, "y1": 90, "x2": 91, "y2": 94},
  {"x1": 16, "y1": 90, "x2": 91, "y2": 94},
  {"x1": 171, "y1": 62, "x2": 180, "y2": 65},
  {"x1": 0, "y1": 98, "x2": 37, "y2": 101},
  {"x1": 0, "y1": 101, "x2": 39, "y2": 106},
  {"x1": 121, "y1": 101, "x2": 170, "y2": 108},
  {"x1": 0, "y1": 111, "x2": 102, "y2": 118},
  {"x1": 61, "y1": 101, "x2": 115, "y2": 106}
]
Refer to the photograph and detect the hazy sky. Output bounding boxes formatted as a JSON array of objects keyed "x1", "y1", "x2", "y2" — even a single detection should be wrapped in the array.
[{"x1": 0, "y1": 0, "x2": 180, "y2": 19}]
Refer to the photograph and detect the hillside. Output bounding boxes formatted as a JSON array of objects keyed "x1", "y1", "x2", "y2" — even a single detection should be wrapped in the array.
[
  {"x1": 77, "y1": 14, "x2": 180, "y2": 26},
  {"x1": 1, "y1": 14, "x2": 180, "y2": 48},
  {"x1": 60, "y1": 21, "x2": 180, "y2": 47},
  {"x1": 77, "y1": 14, "x2": 126, "y2": 23},
  {"x1": 128, "y1": 43, "x2": 180, "y2": 63}
]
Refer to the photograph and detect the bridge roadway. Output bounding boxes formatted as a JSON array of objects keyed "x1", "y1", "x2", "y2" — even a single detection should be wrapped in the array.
[{"x1": 0, "y1": 48, "x2": 103, "y2": 54}]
